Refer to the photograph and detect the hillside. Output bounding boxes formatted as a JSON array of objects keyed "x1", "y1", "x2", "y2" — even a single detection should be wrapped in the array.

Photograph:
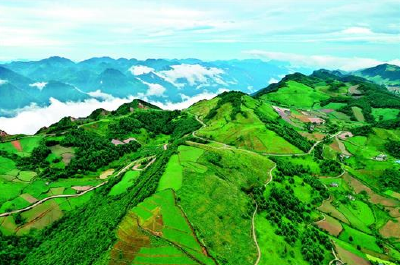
[
  {"x1": 353, "y1": 64, "x2": 400, "y2": 94},
  {"x1": 0, "y1": 71, "x2": 400, "y2": 265}
]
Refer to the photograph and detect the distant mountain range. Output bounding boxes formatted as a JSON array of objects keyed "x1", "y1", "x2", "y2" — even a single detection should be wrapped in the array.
[
  {"x1": 1, "y1": 57, "x2": 398, "y2": 118},
  {"x1": 0, "y1": 57, "x2": 311, "y2": 117},
  {"x1": 352, "y1": 63, "x2": 400, "y2": 94}
]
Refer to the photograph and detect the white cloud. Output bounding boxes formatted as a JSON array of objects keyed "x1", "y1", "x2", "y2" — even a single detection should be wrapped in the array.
[
  {"x1": 0, "y1": 97, "x2": 135, "y2": 135},
  {"x1": 0, "y1": 79, "x2": 8, "y2": 85},
  {"x1": 129, "y1": 65, "x2": 154, "y2": 75},
  {"x1": 268, "y1": 78, "x2": 279, "y2": 84},
  {"x1": 148, "y1": 91, "x2": 218, "y2": 110},
  {"x1": 245, "y1": 50, "x2": 400, "y2": 71},
  {"x1": 158, "y1": 64, "x2": 225, "y2": 87},
  {"x1": 0, "y1": 89, "x2": 224, "y2": 135},
  {"x1": 29, "y1": 82, "x2": 47, "y2": 90},
  {"x1": 341, "y1": 27, "x2": 373, "y2": 34},
  {"x1": 141, "y1": 81, "x2": 166, "y2": 97},
  {"x1": 87, "y1": 90, "x2": 114, "y2": 100}
]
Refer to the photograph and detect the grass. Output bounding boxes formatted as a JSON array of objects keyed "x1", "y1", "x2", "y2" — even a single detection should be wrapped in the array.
[
  {"x1": 197, "y1": 102, "x2": 302, "y2": 154},
  {"x1": 0, "y1": 136, "x2": 42, "y2": 156},
  {"x1": 352, "y1": 107, "x2": 365, "y2": 122},
  {"x1": 321, "y1": 102, "x2": 347, "y2": 110},
  {"x1": 372, "y1": 108, "x2": 400, "y2": 122},
  {"x1": 175, "y1": 144, "x2": 275, "y2": 265},
  {"x1": 157, "y1": 154, "x2": 184, "y2": 191},
  {"x1": 112, "y1": 189, "x2": 214, "y2": 265},
  {"x1": 109, "y1": 170, "x2": 140, "y2": 196},
  {"x1": 339, "y1": 224, "x2": 381, "y2": 253},
  {"x1": 0, "y1": 182, "x2": 28, "y2": 208},
  {"x1": 337, "y1": 203, "x2": 372, "y2": 233},
  {"x1": 256, "y1": 212, "x2": 326, "y2": 265},
  {"x1": 261, "y1": 80, "x2": 330, "y2": 108}
]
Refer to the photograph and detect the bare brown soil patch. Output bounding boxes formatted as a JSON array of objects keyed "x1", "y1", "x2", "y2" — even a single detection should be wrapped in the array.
[
  {"x1": 300, "y1": 132, "x2": 326, "y2": 141},
  {"x1": 109, "y1": 211, "x2": 155, "y2": 265},
  {"x1": 316, "y1": 215, "x2": 343, "y2": 236},
  {"x1": 335, "y1": 243, "x2": 370, "y2": 265},
  {"x1": 62, "y1": 153, "x2": 74, "y2": 165},
  {"x1": 11, "y1": 140, "x2": 22, "y2": 151},
  {"x1": 380, "y1": 217, "x2": 400, "y2": 239},
  {"x1": 335, "y1": 137, "x2": 352, "y2": 156},
  {"x1": 99, "y1": 169, "x2": 115, "y2": 179},
  {"x1": 348, "y1": 85, "x2": 362, "y2": 95},
  {"x1": 72, "y1": 185, "x2": 92, "y2": 191},
  {"x1": 330, "y1": 140, "x2": 341, "y2": 153},
  {"x1": 20, "y1": 193, "x2": 38, "y2": 204},
  {"x1": 343, "y1": 174, "x2": 398, "y2": 208},
  {"x1": 318, "y1": 198, "x2": 349, "y2": 224}
]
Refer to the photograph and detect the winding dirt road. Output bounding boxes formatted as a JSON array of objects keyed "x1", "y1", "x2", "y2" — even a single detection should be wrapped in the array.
[
  {"x1": 192, "y1": 114, "x2": 343, "y2": 265},
  {"x1": 0, "y1": 156, "x2": 155, "y2": 218}
]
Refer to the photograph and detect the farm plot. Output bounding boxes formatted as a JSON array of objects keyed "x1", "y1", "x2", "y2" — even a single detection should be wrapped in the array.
[
  {"x1": 0, "y1": 136, "x2": 41, "y2": 156},
  {"x1": 318, "y1": 198, "x2": 349, "y2": 224},
  {"x1": 260, "y1": 80, "x2": 329, "y2": 108},
  {"x1": 175, "y1": 145, "x2": 273, "y2": 264},
  {"x1": 197, "y1": 103, "x2": 302, "y2": 154},
  {"x1": 380, "y1": 217, "x2": 400, "y2": 240},
  {"x1": 16, "y1": 200, "x2": 63, "y2": 235},
  {"x1": 339, "y1": 224, "x2": 381, "y2": 253},
  {"x1": 49, "y1": 145, "x2": 75, "y2": 165},
  {"x1": 352, "y1": 107, "x2": 365, "y2": 122},
  {"x1": 337, "y1": 202, "x2": 374, "y2": 233},
  {"x1": 334, "y1": 241, "x2": 371, "y2": 265},
  {"x1": 157, "y1": 155, "x2": 183, "y2": 192},
  {"x1": 110, "y1": 189, "x2": 215, "y2": 265},
  {"x1": 109, "y1": 170, "x2": 140, "y2": 196},
  {"x1": 316, "y1": 214, "x2": 343, "y2": 236},
  {"x1": 372, "y1": 108, "x2": 400, "y2": 122},
  {"x1": 157, "y1": 145, "x2": 208, "y2": 192}
]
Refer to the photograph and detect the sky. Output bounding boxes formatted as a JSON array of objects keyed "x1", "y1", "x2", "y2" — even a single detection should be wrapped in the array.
[{"x1": 0, "y1": 0, "x2": 399, "y2": 69}]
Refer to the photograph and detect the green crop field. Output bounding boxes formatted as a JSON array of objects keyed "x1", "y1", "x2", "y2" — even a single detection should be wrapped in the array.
[
  {"x1": 372, "y1": 108, "x2": 400, "y2": 122},
  {"x1": 109, "y1": 170, "x2": 140, "y2": 196},
  {"x1": 339, "y1": 224, "x2": 382, "y2": 253},
  {"x1": 352, "y1": 107, "x2": 365, "y2": 122},
  {"x1": 260, "y1": 81, "x2": 330, "y2": 108},
  {"x1": 157, "y1": 154, "x2": 183, "y2": 191}
]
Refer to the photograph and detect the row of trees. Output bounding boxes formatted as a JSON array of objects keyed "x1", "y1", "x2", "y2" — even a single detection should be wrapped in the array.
[
  {"x1": 255, "y1": 109, "x2": 313, "y2": 152},
  {"x1": 12, "y1": 142, "x2": 178, "y2": 265},
  {"x1": 108, "y1": 110, "x2": 201, "y2": 140}
]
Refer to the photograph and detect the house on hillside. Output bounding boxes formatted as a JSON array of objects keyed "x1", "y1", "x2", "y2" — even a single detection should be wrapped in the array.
[
  {"x1": 308, "y1": 117, "x2": 325, "y2": 125},
  {"x1": 111, "y1": 139, "x2": 124, "y2": 145},
  {"x1": 330, "y1": 182, "x2": 339, "y2": 187},
  {"x1": 338, "y1": 131, "x2": 353, "y2": 140},
  {"x1": 112, "y1": 137, "x2": 139, "y2": 146},
  {"x1": 374, "y1": 154, "x2": 387, "y2": 161},
  {"x1": 347, "y1": 195, "x2": 356, "y2": 201}
]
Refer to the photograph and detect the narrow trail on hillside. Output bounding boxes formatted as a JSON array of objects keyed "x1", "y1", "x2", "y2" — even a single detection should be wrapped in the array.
[
  {"x1": 0, "y1": 156, "x2": 156, "y2": 218},
  {"x1": 191, "y1": 114, "x2": 344, "y2": 265},
  {"x1": 251, "y1": 203, "x2": 261, "y2": 265}
]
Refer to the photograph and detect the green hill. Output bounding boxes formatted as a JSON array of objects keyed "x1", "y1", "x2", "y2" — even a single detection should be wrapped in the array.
[
  {"x1": 1, "y1": 71, "x2": 400, "y2": 265},
  {"x1": 353, "y1": 64, "x2": 400, "y2": 93}
]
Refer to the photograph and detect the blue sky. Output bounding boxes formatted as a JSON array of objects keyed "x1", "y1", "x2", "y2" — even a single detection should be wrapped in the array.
[{"x1": 0, "y1": 0, "x2": 399, "y2": 70}]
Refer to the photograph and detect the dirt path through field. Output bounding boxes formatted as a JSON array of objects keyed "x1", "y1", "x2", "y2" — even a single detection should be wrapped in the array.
[
  {"x1": 192, "y1": 115, "x2": 342, "y2": 265},
  {"x1": 0, "y1": 156, "x2": 156, "y2": 218}
]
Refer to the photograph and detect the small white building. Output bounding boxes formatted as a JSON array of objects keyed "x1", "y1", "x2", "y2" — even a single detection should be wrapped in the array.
[{"x1": 374, "y1": 154, "x2": 387, "y2": 161}]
